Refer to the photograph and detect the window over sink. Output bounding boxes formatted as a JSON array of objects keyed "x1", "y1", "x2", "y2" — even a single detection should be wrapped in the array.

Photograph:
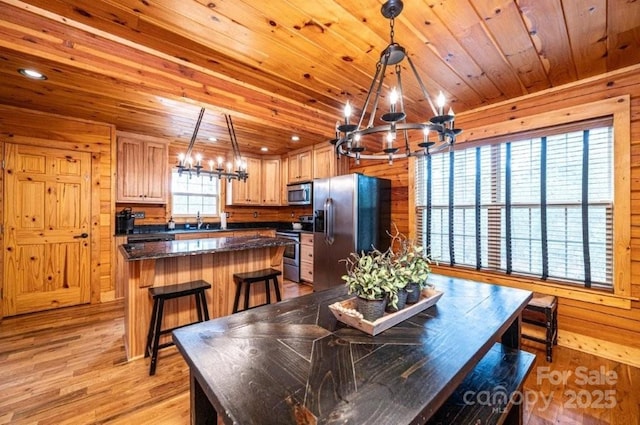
[{"x1": 171, "y1": 170, "x2": 220, "y2": 217}]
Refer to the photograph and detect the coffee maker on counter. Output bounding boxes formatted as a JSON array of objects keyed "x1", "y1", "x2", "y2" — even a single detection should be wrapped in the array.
[{"x1": 116, "y1": 207, "x2": 135, "y2": 234}]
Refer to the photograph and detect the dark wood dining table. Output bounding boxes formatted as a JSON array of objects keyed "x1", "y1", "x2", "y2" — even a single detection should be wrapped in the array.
[{"x1": 173, "y1": 274, "x2": 534, "y2": 425}]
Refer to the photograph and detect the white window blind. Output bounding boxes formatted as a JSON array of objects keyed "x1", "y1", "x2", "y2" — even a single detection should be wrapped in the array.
[
  {"x1": 171, "y1": 170, "x2": 220, "y2": 217},
  {"x1": 416, "y1": 119, "x2": 614, "y2": 290}
]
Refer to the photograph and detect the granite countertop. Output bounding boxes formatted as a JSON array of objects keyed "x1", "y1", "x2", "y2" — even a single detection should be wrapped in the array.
[{"x1": 119, "y1": 235, "x2": 297, "y2": 261}]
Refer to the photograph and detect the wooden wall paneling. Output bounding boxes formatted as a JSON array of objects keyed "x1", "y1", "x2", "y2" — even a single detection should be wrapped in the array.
[{"x1": 0, "y1": 140, "x2": 3, "y2": 321}]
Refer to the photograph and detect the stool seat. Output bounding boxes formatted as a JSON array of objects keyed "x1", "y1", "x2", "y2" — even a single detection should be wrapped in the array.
[
  {"x1": 232, "y1": 268, "x2": 282, "y2": 313},
  {"x1": 527, "y1": 293, "x2": 557, "y2": 309},
  {"x1": 146, "y1": 280, "x2": 211, "y2": 375},
  {"x1": 522, "y1": 293, "x2": 558, "y2": 362}
]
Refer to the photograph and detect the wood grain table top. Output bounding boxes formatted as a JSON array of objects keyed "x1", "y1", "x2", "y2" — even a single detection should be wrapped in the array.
[{"x1": 173, "y1": 274, "x2": 533, "y2": 424}]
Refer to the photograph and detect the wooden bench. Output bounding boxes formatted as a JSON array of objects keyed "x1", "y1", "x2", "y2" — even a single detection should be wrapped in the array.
[
  {"x1": 145, "y1": 280, "x2": 211, "y2": 375},
  {"x1": 427, "y1": 343, "x2": 536, "y2": 425}
]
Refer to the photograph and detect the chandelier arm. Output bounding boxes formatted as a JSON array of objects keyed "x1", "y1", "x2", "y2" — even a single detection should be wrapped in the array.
[
  {"x1": 394, "y1": 64, "x2": 411, "y2": 153},
  {"x1": 366, "y1": 57, "x2": 390, "y2": 129},
  {"x1": 356, "y1": 62, "x2": 383, "y2": 130},
  {"x1": 405, "y1": 54, "x2": 438, "y2": 116},
  {"x1": 225, "y1": 114, "x2": 242, "y2": 162},
  {"x1": 185, "y1": 107, "x2": 206, "y2": 159}
]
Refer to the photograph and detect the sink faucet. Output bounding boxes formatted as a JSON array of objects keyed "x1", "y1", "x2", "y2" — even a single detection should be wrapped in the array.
[{"x1": 197, "y1": 212, "x2": 203, "y2": 229}]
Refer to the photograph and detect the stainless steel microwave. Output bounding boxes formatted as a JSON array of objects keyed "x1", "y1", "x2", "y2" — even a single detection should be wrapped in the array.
[{"x1": 287, "y1": 182, "x2": 312, "y2": 205}]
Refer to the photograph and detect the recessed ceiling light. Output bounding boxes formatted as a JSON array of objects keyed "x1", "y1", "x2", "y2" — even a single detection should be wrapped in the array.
[
  {"x1": 18, "y1": 68, "x2": 47, "y2": 80},
  {"x1": 208, "y1": 137, "x2": 217, "y2": 142},
  {"x1": 291, "y1": 135, "x2": 300, "y2": 142},
  {"x1": 260, "y1": 147, "x2": 268, "y2": 152}
]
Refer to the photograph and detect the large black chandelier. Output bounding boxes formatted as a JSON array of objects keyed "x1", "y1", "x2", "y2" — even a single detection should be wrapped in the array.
[
  {"x1": 176, "y1": 108, "x2": 248, "y2": 181},
  {"x1": 330, "y1": 0, "x2": 462, "y2": 165}
]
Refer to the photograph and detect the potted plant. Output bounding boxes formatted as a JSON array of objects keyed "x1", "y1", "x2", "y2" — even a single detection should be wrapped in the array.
[
  {"x1": 383, "y1": 226, "x2": 434, "y2": 305},
  {"x1": 341, "y1": 247, "x2": 399, "y2": 321}
]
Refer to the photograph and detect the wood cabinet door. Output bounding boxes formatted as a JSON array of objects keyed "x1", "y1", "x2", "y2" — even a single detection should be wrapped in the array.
[
  {"x1": 3, "y1": 144, "x2": 91, "y2": 316},
  {"x1": 288, "y1": 149, "x2": 313, "y2": 183},
  {"x1": 143, "y1": 141, "x2": 168, "y2": 202},
  {"x1": 116, "y1": 138, "x2": 143, "y2": 202},
  {"x1": 262, "y1": 158, "x2": 280, "y2": 205},
  {"x1": 246, "y1": 157, "x2": 262, "y2": 204},
  {"x1": 117, "y1": 137, "x2": 167, "y2": 203},
  {"x1": 228, "y1": 157, "x2": 261, "y2": 205},
  {"x1": 298, "y1": 150, "x2": 313, "y2": 181},
  {"x1": 313, "y1": 145, "x2": 335, "y2": 179}
]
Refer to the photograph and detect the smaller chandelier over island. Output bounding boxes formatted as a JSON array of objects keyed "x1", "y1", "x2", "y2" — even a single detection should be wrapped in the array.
[
  {"x1": 176, "y1": 110, "x2": 249, "y2": 182},
  {"x1": 330, "y1": 0, "x2": 462, "y2": 165}
]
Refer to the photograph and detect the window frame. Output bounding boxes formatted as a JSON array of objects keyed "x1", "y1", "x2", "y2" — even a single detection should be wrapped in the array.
[
  {"x1": 409, "y1": 96, "x2": 632, "y2": 309},
  {"x1": 170, "y1": 169, "x2": 221, "y2": 218}
]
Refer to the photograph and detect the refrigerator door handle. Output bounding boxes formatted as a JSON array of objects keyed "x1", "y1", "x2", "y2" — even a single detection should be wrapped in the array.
[
  {"x1": 323, "y1": 198, "x2": 330, "y2": 244},
  {"x1": 326, "y1": 197, "x2": 335, "y2": 245}
]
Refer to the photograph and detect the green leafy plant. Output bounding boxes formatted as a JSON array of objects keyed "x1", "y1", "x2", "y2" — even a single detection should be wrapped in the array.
[
  {"x1": 341, "y1": 247, "x2": 398, "y2": 303},
  {"x1": 340, "y1": 226, "x2": 435, "y2": 311}
]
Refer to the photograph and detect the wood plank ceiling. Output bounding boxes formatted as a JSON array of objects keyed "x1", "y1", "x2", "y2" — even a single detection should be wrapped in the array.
[{"x1": 0, "y1": 0, "x2": 638, "y2": 156}]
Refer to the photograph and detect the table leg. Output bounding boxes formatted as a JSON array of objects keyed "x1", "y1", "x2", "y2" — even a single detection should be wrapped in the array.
[
  {"x1": 191, "y1": 371, "x2": 217, "y2": 425},
  {"x1": 501, "y1": 314, "x2": 522, "y2": 350}
]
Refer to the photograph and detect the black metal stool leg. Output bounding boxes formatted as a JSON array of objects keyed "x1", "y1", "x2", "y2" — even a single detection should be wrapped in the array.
[
  {"x1": 149, "y1": 298, "x2": 165, "y2": 376},
  {"x1": 273, "y1": 277, "x2": 281, "y2": 302},
  {"x1": 232, "y1": 280, "x2": 242, "y2": 313},
  {"x1": 145, "y1": 298, "x2": 159, "y2": 358},
  {"x1": 200, "y1": 290, "x2": 210, "y2": 321},
  {"x1": 265, "y1": 279, "x2": 271, "y2": 305},
  {"x1": 244, "y1": 281, "x2": 251, "y2": 311},
  {"x1": 195, "y1": 292, "x2": 204, "y2": 322}
]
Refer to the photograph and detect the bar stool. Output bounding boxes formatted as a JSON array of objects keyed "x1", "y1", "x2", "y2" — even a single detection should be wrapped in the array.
[
  {"x1": 145, "y1": 280, "x2": 211, "y2": 375},
  {"x1": 522, "y1": 293, "x2": 558, "y2": 362},
  {"x1": 232, "y1": 268, "x2": 282, "y2": 313}
]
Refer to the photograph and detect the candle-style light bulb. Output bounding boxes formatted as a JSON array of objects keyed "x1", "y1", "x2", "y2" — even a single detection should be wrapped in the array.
[
  {"x1": 217, "y1": 156, "x2": 224, "y2": 169},
  {"x1": 195, "y1": 153, "x2": 203, "y2": 166},
  {"x1": 187, "y1": 156, "x2": 193, "y2": 167},
  {"x1": 226, "y1": 162, "x2": 232, "y2": 172},
  {"x1": 389, "y1": 88, "x2": 398, "y2": 113},
  {"x1": 448, "y1": 107, "x2": 455, "y2": 129},
  {"x1": 386, "y1": 131, "x2": 394, "y2": 148},
  {"x1": 344, "y1": 101, "x2": 352, "y2": 125},
  {"x1": 208, "y1": 159, "x2": 214, "y2": 170},
  {"x1": 178, "y1": 153, "x2": 185, "y2": 166},
  {"x1": 437, "y1": 91, "x2": 446, "y2": 115}
]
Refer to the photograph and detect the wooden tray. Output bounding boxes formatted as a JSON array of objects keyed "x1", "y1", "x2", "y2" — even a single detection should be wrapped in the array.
[{"x1": 329, "y1": 288, "x2": 444, "y2": 336}]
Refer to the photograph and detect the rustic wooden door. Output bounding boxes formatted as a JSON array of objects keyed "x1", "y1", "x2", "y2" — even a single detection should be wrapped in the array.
[{"x1": 3, "y1": 143, "x2": 92, "y2": 316}]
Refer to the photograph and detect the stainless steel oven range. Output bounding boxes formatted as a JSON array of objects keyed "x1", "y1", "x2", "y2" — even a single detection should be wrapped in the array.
[{"x1": 276, "y1": 231, "x2": 300, "y2": 282}]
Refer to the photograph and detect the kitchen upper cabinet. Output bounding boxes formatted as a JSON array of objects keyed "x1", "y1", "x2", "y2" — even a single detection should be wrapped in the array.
[
  {"x1": 228, "y1": 156, "x2": 262, "y2": 205},
  {"x1": 261, "y1": 157, "x2": 281, "y2": 205},
  {"x1": 288, "y1": 147, "x2": 313, "y2": 183},
  {"x1": 117, "y1": 135, "x2": 168, "y2": 203},
  {"x1": 281, "y1": 156, "x2": 289, "y2": 205},
  {"x1": 228, "y1": 156, "x2": 281, "y2": 206},
  {"x1": 313, "y1": 144, "x2": 336, "y2": 179}
]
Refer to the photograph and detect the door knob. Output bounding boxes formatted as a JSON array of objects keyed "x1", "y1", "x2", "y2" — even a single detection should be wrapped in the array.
[{"x1": 73, "y1": 233, "x2": 89, "y2": 239}]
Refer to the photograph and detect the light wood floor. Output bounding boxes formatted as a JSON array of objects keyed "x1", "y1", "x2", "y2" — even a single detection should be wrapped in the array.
[{"x1": 0, "y1": 280, "x2": 638, "y2": 425}]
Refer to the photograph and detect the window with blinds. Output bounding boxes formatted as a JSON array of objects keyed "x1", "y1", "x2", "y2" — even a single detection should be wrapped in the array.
[{"x1": 415, "y1": 118, "x2": 614, "y2": 290}]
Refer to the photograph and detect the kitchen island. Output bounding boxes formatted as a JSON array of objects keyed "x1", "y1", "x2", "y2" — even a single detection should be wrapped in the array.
[{"x1": 119, "y1": 235, "x2": 296, "y2": 360}]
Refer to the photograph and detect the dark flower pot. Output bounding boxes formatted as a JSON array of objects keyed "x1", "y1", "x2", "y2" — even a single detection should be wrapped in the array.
[
  {"x1": 386, "y1": 288, "x2": 408, "y2": 313},
  {"x1": 405, "y1": 282, "x2": 421, "y2": 304},
  {"x1": 356, "y1": 296, "x2": 387, "y2": 322}
]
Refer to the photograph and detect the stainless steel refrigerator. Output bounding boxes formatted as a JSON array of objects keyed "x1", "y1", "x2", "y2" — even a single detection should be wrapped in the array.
[{"x1": 313, "y1": 173, "x2": 391, "y2": 291}]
